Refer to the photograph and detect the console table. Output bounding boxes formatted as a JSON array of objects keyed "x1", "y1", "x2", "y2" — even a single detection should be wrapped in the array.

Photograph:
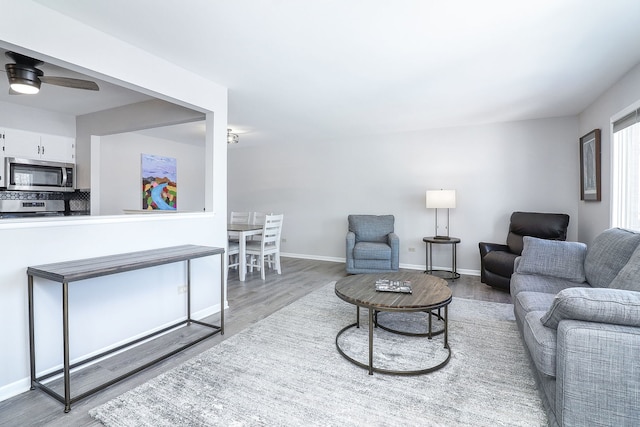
[{"x1": 27, "y1": 244, "x2": 225, "y2": 412}]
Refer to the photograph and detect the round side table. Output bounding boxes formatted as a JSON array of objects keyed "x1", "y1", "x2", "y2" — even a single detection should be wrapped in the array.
[{"x1": 423, "y1": 237, "x2": 461, "y2": 280}]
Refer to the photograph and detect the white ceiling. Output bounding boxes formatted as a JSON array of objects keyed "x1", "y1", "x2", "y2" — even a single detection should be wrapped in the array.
[
  {"x1": 0, "y1": 49, "x2": 153, "y2": 116},
  {"x1": 21, "y1": 0, "x2": 640, "y2": 146}
]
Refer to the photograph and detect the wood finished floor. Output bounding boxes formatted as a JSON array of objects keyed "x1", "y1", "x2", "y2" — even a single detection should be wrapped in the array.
[{"x1": 0, "y1": 258, "x2": 510, "y2": 427}]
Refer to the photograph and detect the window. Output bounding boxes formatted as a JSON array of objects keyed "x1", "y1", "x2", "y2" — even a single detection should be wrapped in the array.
[{"x1": 612, "y1": 106, "x2": 640, "y2": 231}]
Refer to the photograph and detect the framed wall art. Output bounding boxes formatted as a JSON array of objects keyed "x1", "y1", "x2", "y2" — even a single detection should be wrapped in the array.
[
  {"x1": 141, "y1": 154, "x2": 177, "y2": 210},
  {"x1": 579, "y1": 129, "x2": 601, "y2": 201}
]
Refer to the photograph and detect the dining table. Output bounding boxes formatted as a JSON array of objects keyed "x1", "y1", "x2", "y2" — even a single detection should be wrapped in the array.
[{"x1": 227, "y1": 223, "x2": 263, "y2": 281}]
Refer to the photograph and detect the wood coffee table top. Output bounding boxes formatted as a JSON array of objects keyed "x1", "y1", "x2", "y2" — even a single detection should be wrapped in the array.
[{"x1": 335, "y1": 272, "x2": 451, "y2": 312}]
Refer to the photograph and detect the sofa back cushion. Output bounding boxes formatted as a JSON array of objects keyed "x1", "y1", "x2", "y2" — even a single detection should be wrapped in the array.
[
  {"x1": 584, "y1": 228, "x2": 640, "y2": 288},
  {"x1": 506, "y1": 212, "x2": 570, "y2": 255},
  {"x1": 348, "y1": 215, "x2": 395, "y2": 243},
  {"x1": 516, "y1": 237, "x2": 587, "y2": 282},
  {"x1": 541, "y1": 287, "x2": 640, "y2": 329},
  {"x1": 609, "y1": 243, "x2": 640, "y2": 291}
]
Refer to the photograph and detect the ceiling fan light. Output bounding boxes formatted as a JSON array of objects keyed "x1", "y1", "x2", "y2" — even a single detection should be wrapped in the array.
[
  {"x1": 10, "y1": 81, "x2": 40, "y2": 94},
  {"x1": 5, "y1": 63, "x2": 42, "y2": 94}
]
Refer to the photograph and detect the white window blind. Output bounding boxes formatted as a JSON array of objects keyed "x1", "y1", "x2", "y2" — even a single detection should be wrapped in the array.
[{"x1": 612, "y1": 107, "x2": 640, "y2": 231}]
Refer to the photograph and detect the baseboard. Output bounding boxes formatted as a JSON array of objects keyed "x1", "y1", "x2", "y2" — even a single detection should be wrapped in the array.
[
  {"x1": 280, "y1": 253, "x2": 480, "y2": 276},
  {"x1": 0, "y1": 303, "x2": 226, "y2": 404},
  {"x1": 0, "y1": 378, "x2": 31, "y2": 402},
  {"x1": 280, "y1": 252, "x2": 344, "y2": 263}
]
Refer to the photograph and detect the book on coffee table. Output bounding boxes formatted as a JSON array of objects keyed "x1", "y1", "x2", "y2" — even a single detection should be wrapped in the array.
[{"x1": 375, "y1": 279, "x2": 412, "y2": 293}]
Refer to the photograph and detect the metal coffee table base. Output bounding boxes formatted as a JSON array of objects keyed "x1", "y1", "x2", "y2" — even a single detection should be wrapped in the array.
[
  {"x1": 375, "y1": 309, "x2": 446, "y2": 338},
  {"x1": 335, "y1": 306, "x2": 451, "y2": 376}
]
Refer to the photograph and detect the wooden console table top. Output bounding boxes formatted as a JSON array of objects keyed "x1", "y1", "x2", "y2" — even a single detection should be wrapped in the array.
[{"x1": 27, "y1": 244, "x2": 224, "y2": 283}]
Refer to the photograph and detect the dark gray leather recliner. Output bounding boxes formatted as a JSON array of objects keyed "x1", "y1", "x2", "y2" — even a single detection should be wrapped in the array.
[{"x1": 478, "y1": 211, "x2": 570, "y2": 290}]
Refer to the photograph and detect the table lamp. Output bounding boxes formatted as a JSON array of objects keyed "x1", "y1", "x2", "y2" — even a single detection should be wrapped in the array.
[{"x1": 426, "y1": 189, "x2": 456, "y2": 240}]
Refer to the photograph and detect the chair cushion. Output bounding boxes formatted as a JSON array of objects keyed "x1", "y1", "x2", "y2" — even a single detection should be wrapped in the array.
[
  {"x1": 354, "y1": 259, "x2": 392, "y2": 270},
  {"x1": 353, "y1": 242, "x2": 391, "y2": 260},
  {"x1": 506, "y1": 211, "x2": 570, "y2": 255},
  {"x1": 482, "y1": 250, "x2": 518, "y2": 278},
  {"x1": 348, "y1": 215, "x2": 394, "y2": 243},
  {"x1": 516, "y1": 237, "x2": 587, "y2": 283},
  {"x1": 584, "y1": 228, "x2": 640, "y2": 288}
]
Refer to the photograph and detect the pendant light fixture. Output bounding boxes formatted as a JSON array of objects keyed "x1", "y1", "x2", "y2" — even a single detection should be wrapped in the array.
[{"x1": 227, "y1": 129, "x2": 239, "y2": 144}]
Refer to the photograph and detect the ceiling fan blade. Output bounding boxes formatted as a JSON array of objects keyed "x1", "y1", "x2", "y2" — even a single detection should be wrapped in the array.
[{"x1": 40, "y1": 76, "x2": 99, "y2": 91}]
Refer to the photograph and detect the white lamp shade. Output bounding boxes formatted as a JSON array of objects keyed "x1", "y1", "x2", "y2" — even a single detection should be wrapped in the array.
[{"x1": 426, "y1": 190, "x2": 456, "y2": 209}]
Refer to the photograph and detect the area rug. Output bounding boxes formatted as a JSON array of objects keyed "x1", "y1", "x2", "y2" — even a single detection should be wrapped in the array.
[{"x1": 90, "y1": 282, "x2": 546, "y2": 426}]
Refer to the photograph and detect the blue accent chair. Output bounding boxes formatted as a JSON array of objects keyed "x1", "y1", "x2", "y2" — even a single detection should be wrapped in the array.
[{"x1": 346, "y1": 215, "x2": 399, "y2": 274}]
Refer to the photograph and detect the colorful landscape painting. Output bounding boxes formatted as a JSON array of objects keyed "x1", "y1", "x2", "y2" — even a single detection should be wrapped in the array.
[{"x1": 141, "y1": 154, "x2": 177, "y2": 210}]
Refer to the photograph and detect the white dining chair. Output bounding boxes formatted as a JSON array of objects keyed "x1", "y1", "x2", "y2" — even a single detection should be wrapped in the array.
[
  {"x1": 249, "y1": 211, "x2": 266, "y2": 241},
  {"x1": 227, "y1": 241, "x2": 240, "y2": 271},
  {"x1": 229, "y1": 211, "x2": 251, "y2": 241},
  {"x1": 228, "y1": 211, "x2": 251, "y2": 267},
  {"x1": 230, "y1": 211, "x2": 251, "y2": 224},
  {"x1": 251, "y1": 212, "x2": 266, "y2": 226},
  {"x1": 246, "y1": 214, "x2": 284, "y2": 280}
]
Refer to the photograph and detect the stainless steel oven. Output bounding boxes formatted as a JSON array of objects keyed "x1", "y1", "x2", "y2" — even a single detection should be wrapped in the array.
[
  {"x1": 1, "y1": 157, "x2": 75, "y2": 192},
  {"x1": 0, "y1": 199, "x2": 65, "y2": 218}
]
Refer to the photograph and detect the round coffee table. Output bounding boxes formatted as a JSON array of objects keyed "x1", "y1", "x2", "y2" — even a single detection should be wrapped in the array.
[{"x1": 335, "y1": 272, "x2": 452, "y2": 375}]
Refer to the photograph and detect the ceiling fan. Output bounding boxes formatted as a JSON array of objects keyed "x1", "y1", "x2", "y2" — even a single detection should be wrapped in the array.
[{"x1": 3, "y1": 51, "x2": 99, "y2": 95}]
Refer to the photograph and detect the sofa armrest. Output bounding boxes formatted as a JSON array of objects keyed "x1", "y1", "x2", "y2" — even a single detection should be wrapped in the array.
[
  {"x1": 556, "y1": 320, "x2": 640, "y2": 426},
  {"x1": 388, "y1": 232, "x2": 399, "y2": 269},
  {"x1": 478, "y1": 242, "x2": 510, "y2": 258},
  {"x1": 346, "y1": 231, "x2": 356, "y2": 252},
  {"x1": 541, "y1": 287, "x2": 640, "y2": 329},
  {"x1": 345, "y1": 231, "x2": 356, "y2": 268}
]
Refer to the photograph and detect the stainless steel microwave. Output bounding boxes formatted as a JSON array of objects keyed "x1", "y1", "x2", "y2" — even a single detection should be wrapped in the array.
[{"x1": 2, "y1": 157, "x2": 75, "y2": 192}]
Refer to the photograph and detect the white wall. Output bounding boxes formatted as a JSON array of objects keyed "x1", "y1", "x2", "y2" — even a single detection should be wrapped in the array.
[
  {"x1": 0, "y1": 1, "x2": 228, "y2": 402},
  {"x1": 229, "y1": 116, "x2": 579, "y2": 273},
  {"x1": 77, "y1": 100, "x2": 205, "y2": 189},
  {"x1": 97, "y1": 132, "x2": 205, "y2": 215},
  {"x1": 0, "y1": 214, "x2": 220, "y2": 400},
  {"x1": 0, "y1": 100, "x2": 76, "y2": 137},
  {"x1": 578, "y1": 62, "x2": 640, "y2": 244}
]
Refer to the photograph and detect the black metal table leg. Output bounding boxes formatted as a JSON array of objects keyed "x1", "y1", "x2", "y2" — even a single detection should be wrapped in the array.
[
  {"x1": 368, "y1": 308, "x2": 373, "y2": 375},
  {"x1": 62, "y1": 281, "x2": 71, "y2": 413}
]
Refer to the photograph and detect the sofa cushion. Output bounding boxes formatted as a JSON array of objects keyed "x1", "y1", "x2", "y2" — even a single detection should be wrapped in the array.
[
  {"x1": 584, "y1": 228, "x2": 640, "y2": 288},
  {"x1": 353, "y1": 242, "x2": 391, "y2": 260},
  {"x1": 515, "y1": 291, "x2": 556, "y2": 314},
  {"x1": 541, "y1": 287, "x2": 640, "y2": 329},
  {"x1": 515, "y1": 237, "x2": 587, "y2": 282},
  {"x1": 510, "y1": 273, "x2": 585, "y2": 298},
  {"x1": 514, "y1": 291, "x2": 556, "y2": 329},
  {"x1": 523, "y1": 310, "x2": 557, "y2": 378},
  {"x1": 608, "y1": 244, "x2": 640, "y2": 292}
]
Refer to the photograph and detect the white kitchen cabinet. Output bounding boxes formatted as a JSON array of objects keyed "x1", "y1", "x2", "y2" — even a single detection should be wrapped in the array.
[
  {"x1": 1, "y1": 128, "x2": 41, "y2": 159},
  {"x1": 0, "y1": 128, "x2": 75, "y2": 163},
  {"x1": 39, "y1": 134, "x2": 75, "y2": 163}
]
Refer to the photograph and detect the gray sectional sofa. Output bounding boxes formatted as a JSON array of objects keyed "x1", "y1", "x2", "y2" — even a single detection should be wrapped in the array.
[{"x1": 511, "y1": 228, "x2": 640, "y2": 426}]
